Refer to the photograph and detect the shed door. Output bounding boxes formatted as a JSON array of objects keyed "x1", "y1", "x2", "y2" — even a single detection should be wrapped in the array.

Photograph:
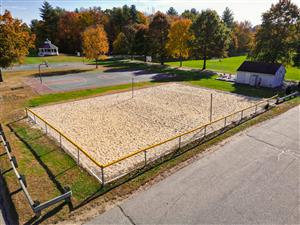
[{"x1": 249, "y1": 75, "x2": 258, "y2": 86}]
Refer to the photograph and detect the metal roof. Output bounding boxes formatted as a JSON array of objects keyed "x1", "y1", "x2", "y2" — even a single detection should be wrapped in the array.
[
  {"x1": 237, "y1": 61, "x2": 283, "y2": 75},
  {"x1": 39, "y1": 39, "x2": 58, "y2": 49}
]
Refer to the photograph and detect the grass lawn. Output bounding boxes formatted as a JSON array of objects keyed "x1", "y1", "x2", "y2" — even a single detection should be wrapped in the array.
[
  {"x1": 26, "y1": 59, "x2": 286, "y2": 109},
  {"x1": 10, "y1": 121, "x2": 100, "y2": 202},
  {"x1": 1, "y1": 119, "x2": 100, "y2": 224},
  {"x1": 24, "y1": 55, "x2": 92, "y2": 64},
  {"x1": 98, "y1": 59, "x2": 281, "y2": 98},
  {"x1": 167, "y1": 56, "x2": 300, "y2": 81}
]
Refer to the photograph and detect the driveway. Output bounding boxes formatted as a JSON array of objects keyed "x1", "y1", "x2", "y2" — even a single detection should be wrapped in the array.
[{"x1": 86, "y1": 105, "x2": 300, "y2": 224}]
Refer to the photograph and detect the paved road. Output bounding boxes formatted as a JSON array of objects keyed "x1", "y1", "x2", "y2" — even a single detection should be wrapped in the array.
[{"x1": 87, "y1": 106, "x2": 300, "y2": 224}]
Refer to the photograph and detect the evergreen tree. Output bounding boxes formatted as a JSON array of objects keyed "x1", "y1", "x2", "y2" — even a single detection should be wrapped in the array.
[
  {"x1": 222, "y1": 7, "x2": 234, "y2": 28},
  {"x1": 167, "y1": 7, "x2": 178, "y2": 16},
  {"x1": 37, "y1": 2, "x2": 63, "y2": 47},
  {"x1": 181, "y1": 8, "x2": 198, "y2": 22},
  {"x1": 129, "y1": 5, "x2": 138, "y2": 23}
]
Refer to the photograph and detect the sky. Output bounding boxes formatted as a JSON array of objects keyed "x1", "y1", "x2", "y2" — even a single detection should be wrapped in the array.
[{"x1": 1, "y1": 0, "x2": 299, "y2": 25}]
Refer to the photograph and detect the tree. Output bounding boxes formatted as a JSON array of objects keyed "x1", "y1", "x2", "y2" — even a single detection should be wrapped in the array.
[
  {"x1": 191, "y1": 10, "x2": 230, "y2": 70},
  {"x1": 137, "y1": 11, "x2": 148, "y2": 25},
  {"x1": 148, "y1": 12, "x2": 170, "y2": 65},
  {"x1": 0, "y1": 11, "x2": 35, "y2": 81},
  {"x1": 38, "y1": 1, "x2": 64, "y2": 45},
  {"x1": 58, "y1": 12, "x2": 81, "y2": 53},
  {"x1": 129, "y1": 5, "x2": 138, "y2": 23},
  {"x1": 232, "y1": 21, "x2": 254, "y2": 54},
  {"x1": 167, "y1": 7, "x2": 178, "y2": 16},
  {"x1": 222, "y1": 7, "x2": 235, "y2": 56},
  {"x1": 181, "y1": 8, "x2": 199, "y2": 22},
  {"x1": 251, "y1": 0, "x2": 300, "y2": 65},
  {"x1": 82, "y1": 25, "x2": 109, "y2": 68},
  {"x1": 123, "y1": 24, "x2": 138, "y2": 58},
  {"x1": 113, "y1": 32, "x2": 130, "y2": 54},
  {"x1": 222, "y1": 7, "x2": 234, "y2": 28},
  {"x1": 133, "y1": 24, "x2": 149, "y2": 57},
  {"x1": 292, "y1": 40, "x2": 300, "y2": 67},
  {"x1": 166, "y1": 19, "x2": 192, "y2": 67}
]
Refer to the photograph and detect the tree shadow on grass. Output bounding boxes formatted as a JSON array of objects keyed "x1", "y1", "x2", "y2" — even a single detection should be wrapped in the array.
[
  {"x1": 100, "y1": 59, "x2": 216, "y2": 81},
  {"x1": 97, "y1": 59, "x2": 281, "y2": 98},
  {"x1": 32, "y1": 69, "x2": 94, "y2": 78},
  {"x1": 6, "y1": 121, "x2": 74, "y2": 224}
]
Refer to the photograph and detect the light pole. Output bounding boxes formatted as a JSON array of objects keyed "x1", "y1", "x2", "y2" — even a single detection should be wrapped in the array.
[
  {"x1": 38, "y1": 61, "x2": 49, "y2": 84},
  {"x1": 209, "y1": 93, "x2": 213, "y2": 122}
]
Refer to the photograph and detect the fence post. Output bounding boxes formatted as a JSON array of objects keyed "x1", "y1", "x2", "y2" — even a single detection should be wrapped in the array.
[
  {"x1": 144, "y1": 150, "x2": 147, "y2": 166},
  {"x1": 101, "y1": 166, "x2": 105, "y2": 187},
  {"x1": 255, "y1": 104, "x2": 258, "y2": 114},
  {"x1": 240, "y1": 110, "x2": 243, "y2": 120},
  {"x1": 59, "y1": 133, "x2": 62, "y2": 148},
  {"x1": 224, "y1": 116, "x2": 227, "y2": 128},
  {"x1": 204, "y1": 125, "x2": 207, "y2": 137},
  {"x1": 178, "y1": 136, "x2": 181, "y2": 149},
  {"x1": 77, "y1": 147, "x2": 79, "y2": 165}
]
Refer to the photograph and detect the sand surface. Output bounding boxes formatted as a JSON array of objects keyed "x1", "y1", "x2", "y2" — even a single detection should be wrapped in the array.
[{"x1": 29, "y1": 83, "x2": 260, "y2": 181}]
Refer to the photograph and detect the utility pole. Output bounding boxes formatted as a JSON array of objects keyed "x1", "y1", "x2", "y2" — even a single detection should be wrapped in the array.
[
  {"x1": 210, "y1": 93, "x2": 213, "y2": 122},
  {"x1": 132, "y1": 77, "x2": 134, "y2": 98}
]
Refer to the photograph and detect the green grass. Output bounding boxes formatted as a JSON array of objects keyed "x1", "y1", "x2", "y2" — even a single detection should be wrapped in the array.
[
  {"x1": 28, "y1": 82, "x2": 155, "y2": 107},
  {"x1": 24, "y1": 55, "x2": 92, "y2": 64},
  {"x1": 98, "y1": 59, "x2": 280, "y2": 98},
  {"x1": 10, "y1": 121, "x2": 100, "y2": 202},
  {"x1": 26, "y1": 58, "x2": 290, "y2": 108},
  {"x1": 167, "y1": 56, "x2": 300, "y2": 81}
]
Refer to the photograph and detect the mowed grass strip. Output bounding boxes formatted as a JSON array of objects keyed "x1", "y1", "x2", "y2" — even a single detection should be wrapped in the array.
[
  {"x1": 28, "y1": 82, "x2": 156, "y2": 107},
  {"x1": 10, "y1": 120, "x2": 100, "y2": 203},
  {"x1": 24, "y1": 55, "x2": 93, "y2": 64},
  {"x1": 167, "y1": 55, "x2": 300, "y2": 81}
]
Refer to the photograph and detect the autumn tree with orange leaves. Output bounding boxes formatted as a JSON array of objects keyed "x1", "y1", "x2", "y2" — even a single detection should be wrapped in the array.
[
  {"x1": 166, "y1": 19, "x2": 192, "y2": 67},
  {"x1": 0, "y1": 10, "x2": 35, "y2": 82},
  {"x1": 82, "y1": 25, "x2": 109, "y2": 68}
]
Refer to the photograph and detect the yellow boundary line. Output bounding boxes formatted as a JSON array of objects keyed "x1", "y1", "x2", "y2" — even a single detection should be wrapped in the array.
[{"x1": 26, "y1": 94, "x2": 277, "y2": 169}]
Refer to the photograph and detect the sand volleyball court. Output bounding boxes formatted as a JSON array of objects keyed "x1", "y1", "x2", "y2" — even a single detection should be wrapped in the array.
[{"x1": 28, "y1": 83, "x2": 260, "y2": 181}]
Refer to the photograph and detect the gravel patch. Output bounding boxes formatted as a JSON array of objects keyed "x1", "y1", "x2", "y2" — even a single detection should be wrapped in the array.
[{"x1": 29, "y1": 83, "x2": 260, "y2": 181}]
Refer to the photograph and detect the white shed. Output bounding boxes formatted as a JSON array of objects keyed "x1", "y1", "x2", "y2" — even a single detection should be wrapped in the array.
[
  {"x1": 236, "y1": 61, "x2": 285, "y2": 88},
  {"x1": 38, "y1": 39, "x2": 59, "y2": 56}
]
